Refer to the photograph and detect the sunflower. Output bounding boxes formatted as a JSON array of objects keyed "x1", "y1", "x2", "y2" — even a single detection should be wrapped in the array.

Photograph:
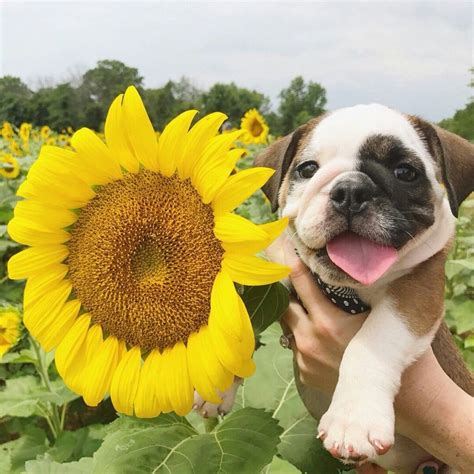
[
  {"x1": 1, "y1": 122, "x2": 14, "y2": 140},
  {"x1": 40, "y1": 126, "x2": 51, "y2": 141},
  {"x1": 0, "y1": 308, "x2": 21, "y2": 358},
  {"x1": 20, "y1": 123, "x2": 32, "y2": 142},
  {"x1": 8, "y1": 86, "x2": 289, "y2": 417},
  {"x1": 240, "y1": 109, "x2": 269, "y2": 145},
  {"x1": 0, "y1": 153, "x2": 20, "y2": 179}
]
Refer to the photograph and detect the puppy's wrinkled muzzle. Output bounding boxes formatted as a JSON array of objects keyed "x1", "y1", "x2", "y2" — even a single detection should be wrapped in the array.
[{"x1": 329, "y1": 174, "x2": 376, "y2": 220}]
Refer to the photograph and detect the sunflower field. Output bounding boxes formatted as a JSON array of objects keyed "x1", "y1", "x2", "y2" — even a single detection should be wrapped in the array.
[{"x1": 0, "y1": 98, "x2": 473, "y2": 474}]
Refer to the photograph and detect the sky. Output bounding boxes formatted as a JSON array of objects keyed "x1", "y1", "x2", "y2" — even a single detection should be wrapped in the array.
[{"x1": 0, "y1": 0, "x2": 472, "y2": 121}]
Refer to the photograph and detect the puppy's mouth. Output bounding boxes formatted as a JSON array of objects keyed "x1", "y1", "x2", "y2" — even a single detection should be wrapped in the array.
[{"x1": 325, "y1": 231, "x2": 398, "y2": 285}]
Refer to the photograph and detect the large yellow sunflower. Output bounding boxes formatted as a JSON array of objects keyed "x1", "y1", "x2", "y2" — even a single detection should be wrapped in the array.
[
  {"x1": 8, "y1": 86, "x2": 289, "y2": 417},
  {"x1": 240, "y1": 109, "x2": 269, "y2": 145}
]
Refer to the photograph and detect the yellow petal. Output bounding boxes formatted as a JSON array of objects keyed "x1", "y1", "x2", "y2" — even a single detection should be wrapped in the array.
[
  {"x1": 82, "y1": 335, "x2": 120, "y2": 407},
  {"x1": 104, "y1": 94, "x2": 140, "y2": 173},
  {"x1": 193, "y1": 149, "x2": 245, "y2": 204},
  {"x1": 8, "y1": 245, "x2": 69, "y2": 280},
  {"x1": 35, "y1": 300, "x2": 81, "y2": 352},
  {"x1": 55, "y1": 314, "x2": 91, "y2": 392},
  {"x1": 24, "y1": 280, "x2": 72, "y2": 338},
  {"x1": 222, "y1": 253, "x2": 290, "y2": 286},
  {"x1": 70, "y1": 128, "x2": 122, "y2": 183},
  {"x1": 208, "y1": 320, "x2": 255, "y2": 378},
  {"x1": 208, "y1": 271, "x2": 242, "y2": 340},
  {"x1": 110, "y1": 346, "x2": 141, "y2": 416},
  {"x1": 179, "y1": 112, "x2": 227, "y2": 179},
  {"x1": 237, "y1": 296, "x2": 256, "y2": 360},
  {"x1": 214, "y1": 213, "x2": 268, "y2": 248},
  {"x1": 122, "y1": 86, "x2": 158, "y2": 171},
  {"x1": 259, "y1": 217, "x2": 289, "y2": 243},
  {"x1": 135, "y1": 349, "x2": 162, "y2": 418},
  {"x1": 24, "y1": 264, "x2": 68, "y2": 308},
  {"x1": 19, "y1": 161, "x2": 95, "y2": 207},
  {"x1": 212, "y1": 167, "x2": 275, "y2": 215},
  {"x1": 163, "y1": 342, "x2": 194, "y2": 416},
  {"x1": 187, "y1": 331, "x2": 222, "y2": 404},
  {"x1": 14, "y1": 201, "x2": 77, "y2": 230},
  {"x1": 8, "y1": 217, "x2": 70, "y2": 246},
  {"x1": 198, "y1": 326, "x2": 233, "y2": 392},
  {"x1": 158, "y1": 110, "x2": 198, "y2": 177}
]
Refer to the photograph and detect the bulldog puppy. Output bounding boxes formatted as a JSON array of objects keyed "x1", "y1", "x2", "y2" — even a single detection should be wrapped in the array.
[{"x1": 253, "y1": 104, "x2": 474, "y2": 472}]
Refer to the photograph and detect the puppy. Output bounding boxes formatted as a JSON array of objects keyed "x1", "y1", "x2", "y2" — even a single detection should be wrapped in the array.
[{"x1": 253, "y1": 104, "x2": 474, "y2": 472}]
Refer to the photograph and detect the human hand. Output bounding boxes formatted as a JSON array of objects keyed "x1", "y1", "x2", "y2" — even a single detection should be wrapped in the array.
[{"x1": 277, "y1": 236, "x2": 368, "y2": 396}]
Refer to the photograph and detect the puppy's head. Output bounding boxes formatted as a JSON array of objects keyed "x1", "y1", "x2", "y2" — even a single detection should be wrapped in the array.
[{"x1": 255, "y1": 104, "x2": 474, "y2": 287}]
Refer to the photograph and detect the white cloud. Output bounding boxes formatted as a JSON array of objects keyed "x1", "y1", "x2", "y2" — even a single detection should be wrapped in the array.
[{"x1": 0, "y1": 0, "x2": 472, "y2": 121}]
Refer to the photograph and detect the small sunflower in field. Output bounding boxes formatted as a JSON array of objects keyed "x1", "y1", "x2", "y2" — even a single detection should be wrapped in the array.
[
  {"x1": 0, "y1": 153, "x2": 20, "y2": 179},
  {"x1": 8, "y1": 86, "x2": 289, "y2": 417},
  {"x1": 240, "y1": 109, "x2": 269, "y2": 145},
  {"x1": 0, "y1": 308, "x2": 21, "y2": 358},
  {"x1": 1, "y1": 122, "x2": 14, "y2": 140},
  {"x1": 19, "y1": 123, "x2": 32, "y2": 142},
  {"x1": 40, "y1": 126, "x2": 51, "y2": 141},
  {"x1": 8, "y1": 140, "x2": 23, "y2": 157}
]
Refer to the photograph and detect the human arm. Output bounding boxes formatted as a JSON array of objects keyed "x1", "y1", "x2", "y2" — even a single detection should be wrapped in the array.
[{"x1": 281, "y1": 241, "x2": 474, "y2": 472}]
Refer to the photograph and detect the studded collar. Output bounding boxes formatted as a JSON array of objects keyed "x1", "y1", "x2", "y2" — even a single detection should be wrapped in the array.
[{"x1": 314, "y1": 274, "x2": 370, "y2": 314}]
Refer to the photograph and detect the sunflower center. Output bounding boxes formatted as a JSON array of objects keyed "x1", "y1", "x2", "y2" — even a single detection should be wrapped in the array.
[
  {"x1": 67, "y1": 170, "x2": 224, "y2": 351},
  {"x1": 250, "y1": 119, "x2": 263, "y2": 137}
]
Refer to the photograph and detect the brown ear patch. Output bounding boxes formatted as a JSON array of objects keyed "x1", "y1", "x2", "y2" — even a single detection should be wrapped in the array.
[
  {"x1": 408, "y1": 115, "x2": 474, "y2": 216},
  {"x1": 254, "y1": 117, "x2": 322, "y2": 212}
]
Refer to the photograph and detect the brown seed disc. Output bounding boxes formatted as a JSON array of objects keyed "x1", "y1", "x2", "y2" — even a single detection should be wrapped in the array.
[
  {"x1": 67, "y1": 170, "x2": 224, "y2": 351},
  {"x1": 250, "y1": 119, "x2": 263, "y2": 137}
]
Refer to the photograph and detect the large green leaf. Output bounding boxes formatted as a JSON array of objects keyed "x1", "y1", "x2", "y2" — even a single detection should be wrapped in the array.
[
  {"x1": 25, "y1": 456, "x2": 94, "y2": 474},
  {"x1": 450, "y1": 300, "x2": 474, "y2": 333},
  {"x1": 92, "y1": 408, "x2": 281, "y2": 473},
  {"x1": 241, "y1": 283, "x2": 289, "y2": 336},
  {"x1": 0, "y1": 427, "x2": 48, "y2": 474},
  {"x1": 0, "y1": 376, "x2": 78, "y2": 418},
  {"x1": 235, "y1": 324, "x2": 344, "y2": 474},
  {"x1": 262, "y1": 456, "x2": 300, "y2": 473}
]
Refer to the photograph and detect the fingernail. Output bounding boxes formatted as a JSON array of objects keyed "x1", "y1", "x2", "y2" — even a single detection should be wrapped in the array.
[
  {"x1": 316, "y1": 430, "x2": 325, "y2": 439},
  {"x1": 192, "y1": 404, "x2": 198, "y2": 410}
]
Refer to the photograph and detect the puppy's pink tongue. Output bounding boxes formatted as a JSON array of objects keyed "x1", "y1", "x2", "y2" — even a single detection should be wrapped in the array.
[{"x1": 326, "y1": 232, "x2": 398, "y2": 285}]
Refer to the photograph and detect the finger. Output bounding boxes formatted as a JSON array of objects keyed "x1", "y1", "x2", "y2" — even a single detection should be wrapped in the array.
[
  {"x1": 284, "y1": 239, "x2": 348, "y2": 321},
  {"x1": 282, "y1": 300, "x2": 310, "y2": 332}
]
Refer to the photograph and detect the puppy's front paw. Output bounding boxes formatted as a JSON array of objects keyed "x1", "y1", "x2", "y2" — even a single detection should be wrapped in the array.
[
  {"x1": 193, "y1": 378, "x2": 242, "y2": 418},
  {"x1": 318, "y1": 394, "x2": 395, "y2": 463}
]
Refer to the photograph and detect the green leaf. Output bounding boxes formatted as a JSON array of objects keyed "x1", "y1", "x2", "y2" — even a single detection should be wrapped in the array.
[
  {"x1": 92, "y1": 408, "x2": 282, "y2": 474},
  {"x1": 464, "y1": 335, "x2": 474, "y2": 349},
  {"x1": 241, "y1": 283, "x2": 289, "y2": 336},
  {"x1": 0, "y1": 427, "x2": 48, "y2": 474},
  {"x1": 450, "y1": 300, "x2": 474, "y2": 333},
  {"x1": 0, "y1": 376, "x2": 78, "y2": 418},
  {"x1": 262, "y1": 456, "x2": 300, "y2": 473},
  {"x1": 445, "y1": 258, "x2": 474, "y2": 280},
  {"x1": 25, "y1": 456, "x2": 94, "y2": 474}
]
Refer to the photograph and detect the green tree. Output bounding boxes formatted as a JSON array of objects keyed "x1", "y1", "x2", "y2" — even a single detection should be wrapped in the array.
[
  {"x1": 0, "y1": 76, "x2": 32, "y2": 124},
  {"x1": 144, "y1": 78, "x2": 202, "y2": 131},
  {"x1": 201, "y1": 83, "x2": 269, "y2": 127},
  {"x1": 278, "y1": 76, "x2": 326, "y2": 134},
  {"x1": 79, "y1": 59, "x2": 144, "y2": 128}
]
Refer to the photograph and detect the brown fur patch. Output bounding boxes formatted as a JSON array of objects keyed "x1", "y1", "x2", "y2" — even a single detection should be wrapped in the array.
[{"x1": 389, "y1": 248, "x2": 449, "y2": 337}]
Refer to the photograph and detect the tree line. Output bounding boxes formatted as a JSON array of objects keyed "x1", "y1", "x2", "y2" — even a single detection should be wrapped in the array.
[
  {"x1": 0, "y1": 60, "x2": 472, "y2": 140},
  {"x1": 0, "y1": 60, "x2": 326, "y2": 136}
]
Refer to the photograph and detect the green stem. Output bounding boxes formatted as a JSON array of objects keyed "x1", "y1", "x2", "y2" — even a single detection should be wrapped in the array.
[
  {"x1": 203, "y1": 417, "x2": 219, "y2": 433},
  {"x1": 30, "y1": 337, "x2": 62, "y2": 439},
  {"x1": 60, "y1": 403, "x2": 68, "y2": 431}
]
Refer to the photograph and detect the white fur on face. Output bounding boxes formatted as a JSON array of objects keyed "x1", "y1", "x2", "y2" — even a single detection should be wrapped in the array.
[{"x1": 281, "y1": 103, "x2": 455, "y2": 284}]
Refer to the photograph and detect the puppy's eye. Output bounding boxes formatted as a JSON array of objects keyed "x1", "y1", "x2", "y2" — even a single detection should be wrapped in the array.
[
  {"x1": 296, "y1": 161, "x2": 319, "y2": 179},
  {"x1": 394, "y1": 164, "x2": 418, "y2": 182}
]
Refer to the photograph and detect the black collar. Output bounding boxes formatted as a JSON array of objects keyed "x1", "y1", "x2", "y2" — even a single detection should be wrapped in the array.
[{"x1": 314, "y1": 274, "x2": 370, "y2": 314}]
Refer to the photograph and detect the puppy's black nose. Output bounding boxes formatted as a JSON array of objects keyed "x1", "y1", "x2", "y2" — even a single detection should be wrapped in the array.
[{"x1": 330, "y1": 179, "x2": 374, "y2": 217}]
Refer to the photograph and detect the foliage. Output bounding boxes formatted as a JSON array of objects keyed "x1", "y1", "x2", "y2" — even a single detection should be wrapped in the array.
[
  {"x1": 201, "y1": 83, "x2": 270, "y2": 128},
  {"x1": 438, "y1": 102, "x2": 474, "y2": 142},
  {"x1": 277, "y1": 76, "x2": 327, "y2": 135}
]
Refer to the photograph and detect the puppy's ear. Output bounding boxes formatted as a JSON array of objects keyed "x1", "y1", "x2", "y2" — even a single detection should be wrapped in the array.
[
  {"x1": 254, "y1": 123, "x2": 310, "y2": 212},
  {"x1": 409, "y1": 116, "x2": 474, "y2": 217}
]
